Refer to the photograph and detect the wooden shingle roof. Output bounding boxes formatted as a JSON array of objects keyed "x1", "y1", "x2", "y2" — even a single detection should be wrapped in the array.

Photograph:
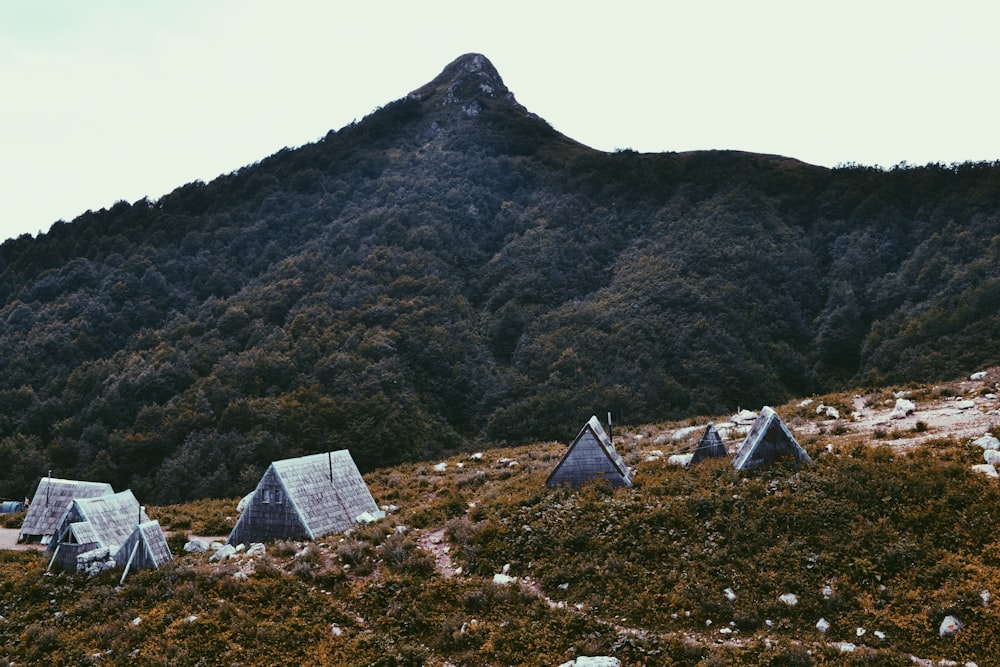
[
  {"x1": 67, "y1": 490, "x2": 149, "y2": 552},
  {"x1": 274, "y1": 451, "x2": 378, "y2": 538},
  {"x1": 546, "y1": 416, "x2": 632, "y2": 488},
  {"x1": 732, "y1": 406, "x2": 812, "y2": 470},
  {"x1": 19, "y1": 477, "x2": 114, "y2": 542}
]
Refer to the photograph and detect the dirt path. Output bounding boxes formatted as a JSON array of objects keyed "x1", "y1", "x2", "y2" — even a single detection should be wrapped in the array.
[
  {"x1": 417, "y1": 527, "x2": 459, "y2": 577},
  {"x1": 0, "y1": 527, "x2": 43, "y2": 551}
]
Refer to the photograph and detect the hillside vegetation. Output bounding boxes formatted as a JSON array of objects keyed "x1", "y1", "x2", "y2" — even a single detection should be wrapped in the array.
[
  {"x1": 2, "y1": 380, "x2": 999, "y2": 665},
  {"x1": 1, "y1": 54, "x2": 1000, "y2": 503}
]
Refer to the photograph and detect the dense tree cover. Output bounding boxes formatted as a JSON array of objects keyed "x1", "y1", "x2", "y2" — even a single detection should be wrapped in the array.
[{"x1": 1, "y1": 54, "x2": 999, "y2": 502}]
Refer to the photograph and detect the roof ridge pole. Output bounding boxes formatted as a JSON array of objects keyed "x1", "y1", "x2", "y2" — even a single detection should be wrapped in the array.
[{"x1": 46, "y1": 470, "x2": 51, "y2": 505}]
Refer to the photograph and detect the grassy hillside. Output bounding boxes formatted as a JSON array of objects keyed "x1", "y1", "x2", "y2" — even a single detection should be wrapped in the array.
[
  {"x1": 2, "y1": 378, "x2": 999, "y2": 665},
  {"x1": 0, "y1": 54, "x2": 999, "y2": 505}
]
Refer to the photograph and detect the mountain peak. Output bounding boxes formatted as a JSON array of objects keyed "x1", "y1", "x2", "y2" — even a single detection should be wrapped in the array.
[{"x1": 408, "y1": 53, "x2": 524, "y2": 114}]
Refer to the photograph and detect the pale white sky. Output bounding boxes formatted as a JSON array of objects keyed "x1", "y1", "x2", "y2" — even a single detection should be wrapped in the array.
[{"x1": 2, "y1": 1, "x2": 999, "y2": 242}]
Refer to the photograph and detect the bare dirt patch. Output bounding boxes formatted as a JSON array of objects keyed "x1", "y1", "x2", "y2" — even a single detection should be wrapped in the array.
[{"x1": 0, "y1": 527, "x2": 43, "y2": 551}]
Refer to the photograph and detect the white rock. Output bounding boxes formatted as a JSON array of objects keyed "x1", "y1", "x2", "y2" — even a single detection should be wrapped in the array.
[
  {"x1": 984, "y1": 450, "x2": 1000, "y2": 465},
  {"x1": 779, "y1": 593, "x2": 799, "y2": 606},
  {"x1": 330, "y1": 624, "x2": 343, "y2": 637},
  {"x1": 648, "y1": 449, "x2": 665, "y2": 458},
  {"x1": 816, "y1": 404, "x2": 840, "y2": 419},
  {"x1": 470, "y1": 452, "x2": 483, "y2": 460},
  {"x1": 939, "y1": 615, "x2": 963, "y2": 636},
  {"x1": 816, "y1": 618, "x2": 830, "y2": 633},
  {"x1": 981, "y1": 589, "x2": 991, "y2": 606},
  {"x1": 558, "y1": 582, "x2": 570, "y2": 590},
  {"x1": 856, "y1": 627, "x2": 866, "y2": 637},
  {"x1": 891, "y1": 398, "x2": 916, "y2": 419},
  {"x1": 836, "y1": 642, "x2": 856, "y2": 653},
  {"x1": 822, "y1": 584, "x2": 834, "y2": 598},
  {"x1": 236, "y1": 492, "x2": 254, "y2": 513},
  {"x1": 972, "y1": 435, "x2": 1000, "y2": 450},
  {"x1": 209, "y1": 544, "x2": 237, "y2": 562},
  {"x1": 245, "y1": 543, "x2": 266, "y2": 557},
  {"x1": 558, "y1": 658, "x2": 621, "y2": 667},
  {"x1": 233, "y1": 571, "x2": 248, "y2": 581},
  {"x1": 667, "y1": 454, "x2": 694, "y2": 467},
  {"x1": 394, "y1": 525, "x2": 408, "y2": 534},
  {"x1": 672, "y1": 426, "x2": 701, "y2": 441},
  {"x1": 433, "y1": 462, "x2": 448, "y2": 472},
  {"x1": 183, "y1": 538, "x2": 209, "y2": 553},
  {"x1": 723, "y1": 587, "x2": 737, "y2": 601},
  {"x1": 493, "y1": 573, "x2": 516, "y2": 585},
  {"x1": 799, "y1": 399, "x2": 814, "y2": 407},
  {"x1": 971, "y1": 464, "x2": 999, "y2": 479},
  {"x1": 235, "y1": 543, "x2": 246, "y2": 553},
  {"x1": 131, "y1": 616, "x2": 142, "y2": 626},
  {"x1": 719, "y1": 627, "x2": 733, "y2": 634},
  {"x1": 874, "y1": 630, "x2": 886, "y2": 640},
  {"x1": 502, "y1": 563, "x2": 510, "y2": 574},
  {"x1": 957, "y1": 400, "x2": 977, "y2": 410},
  {"x1": 971, "y1": 371, "x2": 988, "y2": 380}
]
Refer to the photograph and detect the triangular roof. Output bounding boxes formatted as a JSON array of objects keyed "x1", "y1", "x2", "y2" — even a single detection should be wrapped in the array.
[
  {"x1": 52, "y1": 490, "x2": 149, "y2": 553},
  {"x1": 732, "y1": 406, "x2": 812, "y2": 470},
  {"x1": 116, "y1": 520, "x2": 173, "y2": 571},
  {"x1": 228, "y1": 450, "x2": 379, "y2": 544},
  {"x1": 19, "y1": 477, "x2": 114, "y2": 542},
  {"x1": 690, "y1": 424, "x2": 728, "y2": 464},
  {"x1": 546, "y1": 416, "x2": 632, "y2": 488}
]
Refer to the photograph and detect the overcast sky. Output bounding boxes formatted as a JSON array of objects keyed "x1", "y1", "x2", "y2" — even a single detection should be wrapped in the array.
[{"x1": 2, "y1": 1, "x2": 999, "y2": 242}]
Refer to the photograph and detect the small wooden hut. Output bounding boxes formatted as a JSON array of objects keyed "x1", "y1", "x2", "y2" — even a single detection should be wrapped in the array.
[
  {"x1": 732, "y1": 406, "x2": 811, "y2": 470},
  {"x1": 690, "y1": 424, "x2": 728, "y2": 464},
  {"x1": 227, "y1": 450, "x2": 379, "y2": 545},
  {"x1": 47, "y1": 489, "x2": 170, "y2": 574},
  {"x1": 546, "y1": 415, "x2": 632, "y2": 488},
  {"x1": 19, "y1": 477, "x2": 114, "y2": 544},
  {"x1": 115, "y1": 520, "x2": 174, "y2": 575}
]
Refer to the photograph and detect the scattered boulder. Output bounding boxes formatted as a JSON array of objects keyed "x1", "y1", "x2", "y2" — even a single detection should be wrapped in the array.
[
  {"x1": 671, "y1": 426, "x2": 700, "y2": 441},
  {"x1": 971, "y1": 371, "x2": 988, "y2": 380},
  {"x1": 956, "y1": 400, "x2": 977, "y2": 410},
  {"x1": 236, "y1": 492, "x2": 254, "y2": 513},
  {"x1": 816, "y1": 404, "x2": 840, "y2": 419},
  {"x1": 492, "y1": 573, "x2": 516, "y2": 585},
  {"x1": 984, "y1": 450, "x2": 1000, "y2": 465},
  {"x1": 433, "y1": 462, "x2": 448, "y2": 472},
  {"x1": 209, "y1": 544, "x2": 237, "y2": 562},
  {"x1": 972, "y1": 435, "x2": 1000, "y2": 450},
  {"x1": 667, "y1": 454, "x2": 694, "y2": 467},
  {"x1": 816, "y1": 618, "x2": 830, "y2": 633},
  {"x1": 939, "y1": 615, "x2": 963, "y2": 636},
  {"x1": 891, "y1": 398, "x2": 916, "y2": 419},
  {"x1": 558, "y1": 658, "x2": 621, "y2": 667},
  {"x1": 779, "y1": 593, "x2": 799, "y2": 606},
  {"x1": 245, "y1": 543, "x2": 266, "y2": 557},
  {"x1": 723, "y1": 587, "x2": 737, "y2": 601},
  {"x1": 183, "y1": 538, "x2": 209, "y2": 554},
  {"x1": 799, "y1": 399, "x2": 814, "y2": 407},
  {"x1": 971, "y1": 464, "x2": 999, "y2": 479},
  {"x1": 330, "y1": 623, "x2": 343, "y2": 637}
]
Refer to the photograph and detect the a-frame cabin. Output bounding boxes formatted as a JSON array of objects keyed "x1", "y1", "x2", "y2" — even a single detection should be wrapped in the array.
[
  {"x1": 690, "y1": 424, "x2": 729, "y2": 464},
  {"x1": 732, "y1": 406, "x2": 811, "y2": 470},
  {"x1": 546, "y1": 416, "x2": 632, "y2": 488}
]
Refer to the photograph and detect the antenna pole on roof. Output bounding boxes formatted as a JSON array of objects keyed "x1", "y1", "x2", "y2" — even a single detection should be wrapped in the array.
[
  {"x1": 329, "y1": 452, "x2": 333, "y2": 484},
  {"x1": 46, "y1": 470, "x2": 51, "y2": 505},
  {"x1": 607, "y1": 412, "x2": 613, "y2": 446}
]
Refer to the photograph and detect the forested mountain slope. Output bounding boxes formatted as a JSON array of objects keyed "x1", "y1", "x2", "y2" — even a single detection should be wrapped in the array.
[{"x1": 1, "y1": 53, "x2": 998, "y2": 502}]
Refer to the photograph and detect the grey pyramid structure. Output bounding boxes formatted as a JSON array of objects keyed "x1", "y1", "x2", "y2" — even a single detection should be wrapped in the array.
[
  {"x1": 732, "y1": 406, "x2": 811, "y2": 470},
  {"x1": 227, "y1": 450, "x2": 379, "y2": 545},
  {"x1": 690, "y1": 424, "x2": 729, "y2": 464},
  {"x1": 546, "y1": 416, "x2": 632, "y2": 488}
]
